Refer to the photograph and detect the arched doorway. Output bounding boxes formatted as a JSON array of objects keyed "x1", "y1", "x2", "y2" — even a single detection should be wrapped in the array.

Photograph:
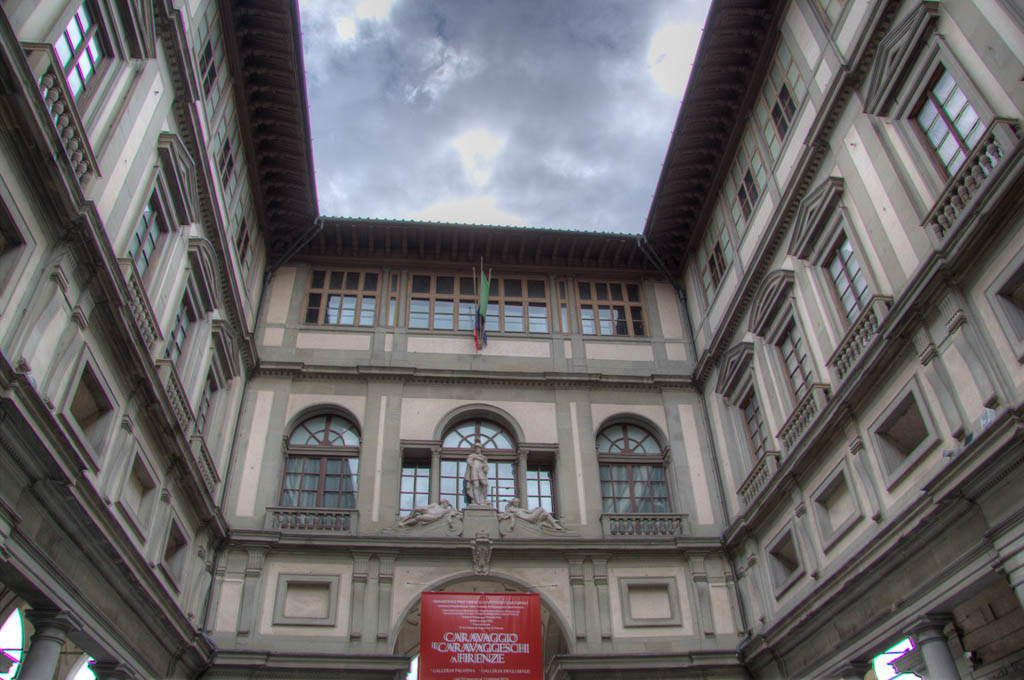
[{"x1": 393, "y1": 574, "x2": 571, "y2": 678}]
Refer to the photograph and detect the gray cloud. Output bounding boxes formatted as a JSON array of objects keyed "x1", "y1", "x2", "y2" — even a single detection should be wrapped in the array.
[{"x1": 300, "y1": 0, "x2": 709, "y2": 232}]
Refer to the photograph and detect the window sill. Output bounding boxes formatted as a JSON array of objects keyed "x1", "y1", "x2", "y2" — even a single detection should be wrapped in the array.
[
  {"x1": 826, "y1": 295, "x2": 892, "y2": 384},
  {"x1": 776, "y1": 384, "x2": 831, "y2": 453}
]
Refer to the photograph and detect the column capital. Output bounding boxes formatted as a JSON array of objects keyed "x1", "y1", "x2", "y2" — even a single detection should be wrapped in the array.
[
  {"x1": 909, "y1": 613, "x2": 952, "y2": 638},
  {"x1": 25, "y1": 607, "x2": 79, "y2": 634},
  {"x1": 834, "y1": 661, "x2": 872, "y2": 680},
  {"x1": 89, "y1": 661, "x2": 134, "y2": 680}
]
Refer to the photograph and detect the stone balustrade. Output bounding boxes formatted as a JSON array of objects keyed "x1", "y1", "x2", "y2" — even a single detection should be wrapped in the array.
[
  {"x1": 118, "y1": 259, "x2": 162, "y2": 349},
  {"x1": 155, "y1": 359, "x2": 195, "y2": 436},
  {"x1": 738, "y1": 451, "x2": 780, "y2": 508},
  {"x1": 600, "y1": 513, "x2": 687, "y2": 538},
  {"x1": 777, "y1": 384, "x2": 830, "y2": 453},
  {"x1": 926, "y1": 118, "x2": 1020, "y2": 242},
  {"x1": 266, "y1": 507, "x2": 358, "y2": 534},
  {"x1": 827, "y1": 296, "x2": 891, "y2": 383},
  {"x1": 22, "y1": 43, "x2": 98, "y2": 183},
  {"x1": 189, "y1": 434, "x2": 219, "y2": 497}
]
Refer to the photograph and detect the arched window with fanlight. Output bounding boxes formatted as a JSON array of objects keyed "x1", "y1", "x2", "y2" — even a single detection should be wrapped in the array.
[
  {"x1": 438, "y1": 419, "x2": 516, "y2": 511},
  {"x1": 280, "y1": 413, "x2": 360, "y2": 509},
  {"x1": 596, "y1": 423, "x2": 670, "y2": 513}
]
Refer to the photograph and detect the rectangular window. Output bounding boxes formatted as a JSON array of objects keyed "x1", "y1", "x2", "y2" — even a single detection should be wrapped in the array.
[
  {"x1": 304, "y1": 269, "x2": 380, "y2": 326},
  {"x1": 740, "y1": 389, "x2": 769, "y2": 461},
  {"x1": 526, "y1": 464, "x2": 554, "y2": 513},
  {"x1": 827, "y1": 234, "x2": 871, "y2": 324},
  {"x1": 576, "y1": 281, "x2": 645, "y2": 337},
  {"x1": 755, "y1": 39, "x2": 806, "y2": 160},
  {"x1": 408, "y1": 274, "x2": 549, "y2": 334},
  {"x1": 195, "y1": 374, "x2": 215, "y2": 434},
  {"x1": 55, "y1": 3, "x2": 104, "y2": 99},
  {"x1": 915, "y1": 67, "x2": 985, "y2": 176},
  {"x1": 165, "y1": 300, "x2": 193, "y2": 365},
  {"x1": 199, "y1": 40, "x2": 217, "y2": 98},
  {"x1": 386, "y1": 274, "x2": 399, "y2": 327},
  {"x1": 235, "y1": 218, "x2": 251, "y2": 274},
  {"x1": 218, "y1": 137, "x2": 234, "y2": 188},
  {"x1": 127, "y1": 196, "x2": 162, "y2": 277},
  {"x1": 281, "y1": 456, "x2": 358, "y2": 508},
  {"x1": 599, "y1": 464, "x2": 669, "y2": 513},
  {"x1": 777, "y1": 321, "x2": 813, "y2": 402},
  {"x1": 399, "y1": 460, "x2": 431, "y2": 513},
  {"x1": 696, "y1": 206, "x2": 734, "y2": 303},
  {"x1": 557, "y1": 280, "x2": 569, "y2": 333},
  {"x1": 728, "y1": 130, "x2": 768, "y2": 224}
]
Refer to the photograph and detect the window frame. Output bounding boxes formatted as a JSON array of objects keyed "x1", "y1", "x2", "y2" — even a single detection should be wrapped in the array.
[
  {"x1": 438, "y1": 418, "x2": 518, "y2": 511},
  {"x1": 773, "y1": 316, "x2": 815, "y2": 404},
  {"x1": 304, "y1": 268, "x2": 382, "y2": 327},
  {"x1": 54, "y1": 2, "x2": 107, "y2": 102},
  {"x1": 754, "y1": 36, "x2": 806, "y2": 162},
  {"x1": 280, "y1": 413, "x2": 361, "y2": 510},
  {"x1": 574, "y1": 280, "x2": 647, "y2": 338},
  {"x1": 596, "y1": 422, "x2": 671, "y2": 514},
  {"x1": 406, "y1": 273, "x2": 552, "y2": 335},
  {"x1": 986, "y1": 247, "x2": 1024, "y2": 362},
  {"x1": 888, "y1": 38, "x2": 996, "y2": 199}
]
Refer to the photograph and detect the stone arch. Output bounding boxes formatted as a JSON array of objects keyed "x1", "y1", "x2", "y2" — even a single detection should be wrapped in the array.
[
  {"x1": 432, "y1": 403, "x2": 526, "y2": 445},
  {"x1": 282, "y1": 403, "x2": 363, "y2": 443},
  {"x1": 592, "y1": 412, "x2": 670, "y2": 453},
  {"x1": 391, "y1": 571, "x2": 573, "y2": 676}
]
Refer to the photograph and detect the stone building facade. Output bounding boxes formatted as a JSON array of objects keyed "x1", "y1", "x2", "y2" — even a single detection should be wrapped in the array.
[{"x1": 0, "y1": 0, "x2": 1022, "y2": 679}]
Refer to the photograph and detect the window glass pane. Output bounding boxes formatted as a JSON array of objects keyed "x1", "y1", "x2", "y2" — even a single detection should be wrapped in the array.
[
  {"x1": 528, "y1": 304, "x2": 548, "y2": 333},
  {"x1": 458, "y1": 301, "x2": 475, "y2": 330},
  {"x1": 436, "y1": 276, "x2": 454, "y2": 294},
  {"x1": 504, "y1": 279, "x2": 521, "y2": 297},
  {"x1": 410, "y1": 298, "x2": 430, "y2": 328},
  {"x1": 577, "y1": 282, "x2": 592, "y2": 300},
  {"x1": 504, "y1": 303, "x2": 523, "y2": 332},
  {"x1": 434, "y1": 299, "x2": 454, "y2": 329},
  {"x1": 344, "y1": 272, "x2": 360, "y2": 290},
  {"x1": 329, "y1": 271, "x2": 344, "y2": 289},
  {"x1": 460, "y1": 277, "x2": 475, "y2": 295},
  {"x1": 359, "y1": 296, "x2": 376, "y2": 325},
  {"x1": 412, "y1": 275, "x2": 431, "y2": 293},
  {"x1": 527, "y1": 280, "x2": 545, "y2": 298}
]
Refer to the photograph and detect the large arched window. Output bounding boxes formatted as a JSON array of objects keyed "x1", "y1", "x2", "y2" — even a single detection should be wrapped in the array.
[
  {"x1": 439, "y1": 419, "x2": 516, "y2": 511},
  {"x1": 280, "y1": 414, "x2": 360, "y2": 509},
  {"x1": 596, "y1": 423, "x2": 669, "y2": 513}
]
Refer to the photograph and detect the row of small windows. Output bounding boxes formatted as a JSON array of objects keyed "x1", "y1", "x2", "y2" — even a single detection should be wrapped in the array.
[
  {"x1": 277, "y1": 415, "x2": 672, "y2": 518},
  {"x1": 303, "y1": 271, "x2": 649, "y2": 337}
]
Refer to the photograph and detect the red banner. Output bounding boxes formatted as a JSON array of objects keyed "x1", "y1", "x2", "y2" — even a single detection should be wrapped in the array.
[{"x1": 419, "y1": 592, "x2": 543, "y2": 680}]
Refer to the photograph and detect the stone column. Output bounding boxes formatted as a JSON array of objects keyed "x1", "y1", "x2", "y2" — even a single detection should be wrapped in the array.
[
  {"x1": 591, "y1": 556, "x2": 612, "y2": 642},
  {"x1": 376, "y1": 553, "x2": 396, "y2": 641},
  {"x1": 567, "y1": 557, "x2": 586, "y2": 642},
  {"x1": 19, "y1": 609, "x2": 77, "y2": 680},
  {"x1": 236, "y1": 547, "x2": 266, "y2": 635},
  {"x1": 910, "y1": 617, "x2": 959, "y2": 680},
  {"x1": 516, "y1": 446, "x2": 529, "y2": 507},
  {"x1": 350, "y1": 552, "x2": 370, "y2": 640},
  {"x1": 429, "y1": 446, "x2": 441, "y2": 504}
]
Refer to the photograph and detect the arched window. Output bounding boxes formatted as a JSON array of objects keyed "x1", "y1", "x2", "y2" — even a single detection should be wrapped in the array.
[
  {"x1": 596, "y1": 423, "x2": 669, "y2": 513},
  {"x1": 280, "y1": 414, "x2": 360, "y2": 509},
  {"x1": 439, "y1": 419, "x2": 515, "y2": 510}
]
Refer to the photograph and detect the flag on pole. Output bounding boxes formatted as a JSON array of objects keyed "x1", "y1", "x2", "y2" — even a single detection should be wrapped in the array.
[{"x1": 474, "y1": 267, "x2": 490, "y2": 351}]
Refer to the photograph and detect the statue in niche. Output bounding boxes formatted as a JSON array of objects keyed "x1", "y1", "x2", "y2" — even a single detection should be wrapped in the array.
[
  {"x1": 397, "y1": 499, "x2": 461, "y2": 529},
  {"x1": 499, "y1": 498, "x2": 565, "y2": 531},
  {"x1": 463, "y1": 443, "x2": 490, "y2": 506}
]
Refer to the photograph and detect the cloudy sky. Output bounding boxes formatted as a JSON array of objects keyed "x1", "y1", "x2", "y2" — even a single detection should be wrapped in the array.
[{"x1": 298, "y1": 0, "x2": 710, "y2": 232}]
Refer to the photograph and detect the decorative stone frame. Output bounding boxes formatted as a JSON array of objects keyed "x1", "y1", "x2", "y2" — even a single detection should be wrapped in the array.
[
  {"x1": 0, "y1": 190, "x2": 35, "y2": 319},
  {"x1": 116, "y1": 447, "x2": 159, "y2": 542},
  {"x1": 869, "y1": 376, "x2": 940, "y2": 489},
  {"x1": 715, "y1": 343, "x2": 779, "y2": 477},
  {"x1": 811, "y1": 460, "x2": 863, "y2": 553},
  {"x1": 59, "y1": 346, "x2": 119, "y2": 470},
  {"x1": 866, "y1": 4, "x2": 998, "y2": 199},
  {"x1": 765, "y1": 522, "x2": 805, "y2": 598},
  {"x1": 272, "y1": 573, "x2": 340, "y2": 627},
  {"x1": 986, "y1": 248, "x2": 1024, "y2": 362},
  {"x1": 159, "y1": 512, "x2": 189, "y2": 591},
  {"x1": 616, "y1": 577, "x2": 682, "y2": 628}
]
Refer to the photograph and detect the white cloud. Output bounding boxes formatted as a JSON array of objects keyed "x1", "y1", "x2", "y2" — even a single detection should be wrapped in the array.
[
  {"x1": 407, "y1": 196, "x2": 527, "y2": 226},
  {"x1": 355, "y1": 0, "x2": 394, "y2": 21},
  {"x1": 335, "y1": 17, "x2": 357, "y2": 41},
  {"x1": 647, "y1": 22, "x2": 703, "y2": 98},
  {"x1": 451, "y1": 129, "x2": 506, "y2": 187},
  {"x1": 404, "y1": 38, "x2": 481, "y2": 103}
]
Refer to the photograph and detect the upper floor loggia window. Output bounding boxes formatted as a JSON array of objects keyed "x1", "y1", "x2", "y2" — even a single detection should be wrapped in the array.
[
  {"x1": 597, "y1": 423, "x2": 669, "y2": 513},
  {"x1": 56, "y1": 3, "x2": 104, "y2": 99},
  {"x1": 281, "y1": 414, "x2": 361, "y2": 509}
]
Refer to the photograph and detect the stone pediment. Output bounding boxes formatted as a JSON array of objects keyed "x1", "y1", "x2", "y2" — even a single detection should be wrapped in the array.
[
  {"x1": 863, "y1": 2, "x2": 939, "y2": 115},
  {"x1": 788, "y1": 178, "x2": 844, "y2": 259},
  {"x1": 716, "y1": 342, "x2": 755, "y2": 401},
  {"x1": 749, "y1": 270, "x2": 795, "y2": 336}
]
